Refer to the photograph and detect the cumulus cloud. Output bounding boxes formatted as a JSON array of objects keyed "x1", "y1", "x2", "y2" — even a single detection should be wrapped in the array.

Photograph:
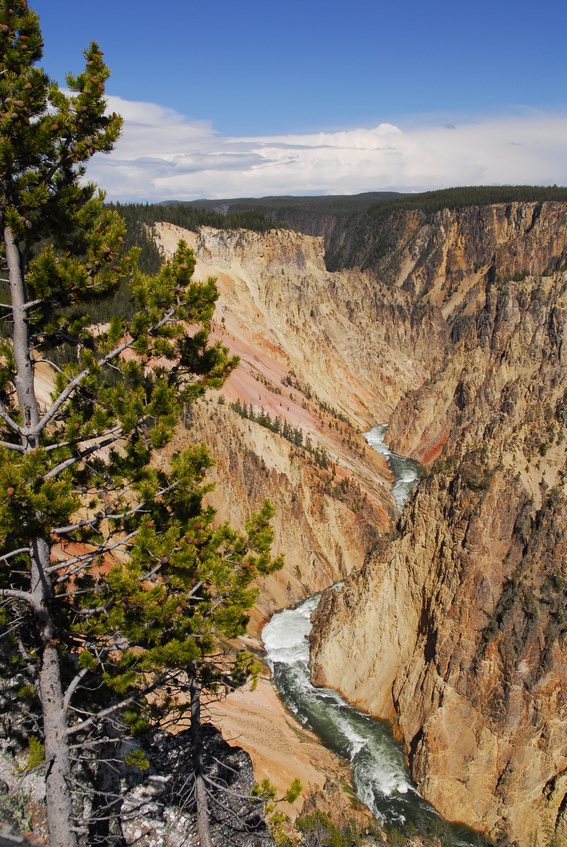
[{"x1": 87, "y1": 96, "x2": 567, "y2": 201}]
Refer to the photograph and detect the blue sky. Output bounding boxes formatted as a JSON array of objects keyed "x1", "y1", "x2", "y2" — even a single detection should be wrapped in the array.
[{"x1": 31, "y1": 0, "x2": 567, "y2": 200}]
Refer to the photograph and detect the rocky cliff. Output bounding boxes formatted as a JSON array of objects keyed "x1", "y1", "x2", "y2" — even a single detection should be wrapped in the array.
[
  {"x1": 153, "y1": 222, "x2": 427, "y2": 809},
  {"x1": 155, "y1": 222, "x2": 445, "y2": 626},
  {"x1": 156, "y1": 202, "x2": 567, "y2": 842},
  {"x1": 310, "y1": 201, "x2": 567, "y2": 844}
]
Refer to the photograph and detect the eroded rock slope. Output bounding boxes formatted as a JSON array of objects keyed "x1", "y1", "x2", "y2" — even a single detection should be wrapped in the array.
[
  {"x1": 156, "y1": 203, "x2": 567, "y2": 840},
  {"x1": 310, "y1": 201, "x2": 567, "y2": 844},
  {"x1": 155, "y1": 222, "x2": 442, "y2": 625}
]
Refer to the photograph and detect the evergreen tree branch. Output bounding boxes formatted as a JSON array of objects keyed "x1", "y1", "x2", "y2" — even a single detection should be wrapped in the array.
[
  {"x1": 44, "y1": 430, "x2": 124, "y2": 480},
  {"x1": 34, "y1": 339, "x2": 134, "y2": 435},
  {"x1": 43, "y1": 424, "x2": 122, "y2": 453},
  {"x1": 35, "y1": 307, "x2": 177, "y2": 437}
]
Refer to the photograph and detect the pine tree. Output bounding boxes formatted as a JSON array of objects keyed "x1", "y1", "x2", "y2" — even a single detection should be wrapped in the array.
[{"x1": 0, "y1": 4, "x2": 282, "y2": 846}]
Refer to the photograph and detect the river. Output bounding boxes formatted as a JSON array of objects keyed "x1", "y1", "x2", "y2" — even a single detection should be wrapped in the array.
[
  {"x1": 262, "y1": 426, "x2": 485, "y2": 845},
  {"x1": 363, "y1": 424, "x2": 419, "y2": 511}
]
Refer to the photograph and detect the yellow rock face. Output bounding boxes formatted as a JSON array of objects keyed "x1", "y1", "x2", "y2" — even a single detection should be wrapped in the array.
[
  {"x1": 156, "y1": 204, "x2": 567, "y2": 842},
  {"x1": 311, "y1": 203, "x2": 567, "y2": 844}
]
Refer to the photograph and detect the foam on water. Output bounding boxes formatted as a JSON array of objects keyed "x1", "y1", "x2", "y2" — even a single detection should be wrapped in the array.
[
  {"x1": 261, "y1": 426, "x2": 484, "y2": 845},
  {"x1": 263, "y1": 595, "x2": 318, "y2": 666},
  {"x1": 364, "y1": 423, "x2": 390, "y2": 454},
  {"x1": 263, "y1": 595, "x2": 435, "y2": 826},
  {"x1": 364, "y1": 424, "x2": 419, "y2": 510}
]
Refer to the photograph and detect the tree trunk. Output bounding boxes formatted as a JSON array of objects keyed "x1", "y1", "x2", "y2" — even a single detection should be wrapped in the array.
[
  {"x1": 32, "y1": 537, "x2": 78, "y2": 847},
  {"x1": 86, "y1": 720, "x2": 124, "y2": 846},
  {"x1": 4, "y1": 225, "x2": 40, "y2": 442},
  {"x1": 38, "y1": 640, "x2": 78, "y2": 847},
  {"x1": 189, "y1": 666, "x2": 213, "y2": 847},
  {"x1": 5, "y1": 226, "x2": 78, "y2": 847}
]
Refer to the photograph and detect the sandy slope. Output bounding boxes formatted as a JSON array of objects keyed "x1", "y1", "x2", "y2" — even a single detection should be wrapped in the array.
[{"x1": 208, "y1": 676, "x2": 355, "y2": 819}]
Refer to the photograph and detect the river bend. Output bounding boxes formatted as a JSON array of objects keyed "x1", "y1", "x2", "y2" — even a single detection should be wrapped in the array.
[{"x1": 262, "y1": 426, "x2": 483, "y2": 845}]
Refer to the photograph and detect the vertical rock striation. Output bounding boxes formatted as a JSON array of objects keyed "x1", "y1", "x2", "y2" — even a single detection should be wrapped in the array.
[{"x1": 310, "y1": 202, "x2": 567, "y2": 844}]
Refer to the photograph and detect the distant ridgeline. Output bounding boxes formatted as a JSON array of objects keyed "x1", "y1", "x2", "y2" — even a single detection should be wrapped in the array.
[
  {"x1": 109, "y1": 202, "x2": 278, "y2": 274},
  {"x1": 111, "y1": 185, "x2": 567, "y2": 274}
]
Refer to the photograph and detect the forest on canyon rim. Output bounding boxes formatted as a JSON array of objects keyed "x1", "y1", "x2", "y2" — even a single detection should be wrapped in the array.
[{"x1": 2, "y1": 4, "x2": 567, "y2": 847}]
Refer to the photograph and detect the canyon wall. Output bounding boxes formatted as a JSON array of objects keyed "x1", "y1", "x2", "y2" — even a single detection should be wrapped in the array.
[
  {"x1": 157, "y1": 202, "x2": 567, "y2": 841},
  {"x1": 155, "y1": 222, "x2": 444, "y2": 628},
  {"x1": 310, "y1": 201, "x2": 567, "y2": 844},
  {"x1": 153, "y1": 221, "x2": 434, "y2": 808}
]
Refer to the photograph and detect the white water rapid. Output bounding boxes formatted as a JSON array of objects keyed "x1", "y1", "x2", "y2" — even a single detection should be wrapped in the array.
[
  {"x1": 364, "y1": 424, "x2": 419, "y2": 511},
  {"x1": 261, "y1": 426, "x2": 484, "y2": 845}
]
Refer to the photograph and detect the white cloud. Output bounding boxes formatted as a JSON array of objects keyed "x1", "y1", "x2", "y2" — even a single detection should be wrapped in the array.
[{"x1": 88, "y1": 97, "x2": 567, "y2": 201}]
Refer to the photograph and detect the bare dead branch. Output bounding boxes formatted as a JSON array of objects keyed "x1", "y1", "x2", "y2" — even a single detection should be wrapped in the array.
[
  {"x1": 22, "y1": 298, "x2": 43, "y2": 310},
  {"x1": 52, "y1": 516, "x2": 101, "y2": 536},
  {"x1": 48, "y1": 529, "x2": 138, "y2": 577},
  {"x1": 65, "y1": 668, "x2": 180, "y2": 738},
  {"x1": 0, "y1": 587, "x2": 34, "y2": 605},
  {"x1": 0, "y1": 440, "x2": 25, "y2": 452},
  {"x1": 45, "y1": 430, "x2": 124, "y2": 480},
  {"x1": 71, "y1": 599, "x2": 114, "y2": 618},
  {"x1": 63, "y1": 667, "x2": 90, "y2": 714},
  {"x1": 0, "y1": 547, "x2": 30, "y2": 564},
  {"x1": 0, "y1": 399, "x2": 21, "y2": 434}
]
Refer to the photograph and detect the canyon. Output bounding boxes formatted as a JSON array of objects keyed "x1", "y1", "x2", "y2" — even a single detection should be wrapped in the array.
[{"x1": 155, "y1": 198, "x2": 567, "y2": 844}]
